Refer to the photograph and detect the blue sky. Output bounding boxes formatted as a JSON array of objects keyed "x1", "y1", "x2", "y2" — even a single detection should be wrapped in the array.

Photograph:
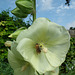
[{"x1": 0, "y1": 0, "x2": 75, "y2": 29}]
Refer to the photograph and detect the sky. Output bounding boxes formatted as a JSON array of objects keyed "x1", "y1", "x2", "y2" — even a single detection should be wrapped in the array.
[{"x1": 0, "y1": 0, "x2": 75, "y2": 29}]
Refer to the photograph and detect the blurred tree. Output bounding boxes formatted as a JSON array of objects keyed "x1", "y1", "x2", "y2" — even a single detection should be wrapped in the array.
[
  {"x1": 0, "y1": 10, "x2": 31, "y2": 75},
  {"x1": 59, "y1": 38, "x2": 75, "y2": 75},
  {"x1": 70, "y1": 27, "x2": 75, "y2": 30},
  {"x1": 0, "y1": 10, "x2": 31, "y2": 62},
  {"x1": 0, "y1": 10, "x2": 31, "y2": 28},
  {"x1": 0, "y1": 10, "x2": 12, "y2": 21}
]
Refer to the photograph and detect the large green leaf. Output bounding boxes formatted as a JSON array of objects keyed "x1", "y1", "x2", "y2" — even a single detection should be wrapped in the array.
[
  {"x1": 11, "y1": 7, "x2": 28, "y2": 18},
  {"x1": 16, "y1": 1, "x2": 33, "y2": 14}
]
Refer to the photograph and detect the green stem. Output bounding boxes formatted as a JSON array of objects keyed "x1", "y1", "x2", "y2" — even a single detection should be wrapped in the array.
[{"x1": 33, "y1": 0, "x2": 36, "y2": 21}]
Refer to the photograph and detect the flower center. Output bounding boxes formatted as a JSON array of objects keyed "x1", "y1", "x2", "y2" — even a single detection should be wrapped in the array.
[
  {"x1": 35, "y1": 43, "x2": 42, "y2": 54},
  {"x1": 35, "y1": 43, "x2": 47, "y2": 54}
]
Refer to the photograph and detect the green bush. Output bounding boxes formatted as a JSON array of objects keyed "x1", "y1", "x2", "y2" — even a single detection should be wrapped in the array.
[
  {"x1": 0, "y1": 61, "x2": 14, "y2": 75},
  {"x1": 59, "y1": 38, "x2": 75, "y2": 75},
  {"x1": 0, "y1": 10, "x2": 29, "y2": 75}
]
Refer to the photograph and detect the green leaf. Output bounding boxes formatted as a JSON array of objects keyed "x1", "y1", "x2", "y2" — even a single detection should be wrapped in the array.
[
  {"x1": 8, "y1": 27, "x2": 27, "y2": 38},
  {"x1": 16, "y1": 1, "x2": 33, "y2": 14},
  {"x1": 11, "y1": 7, "x2": 28, "y2": 18},
  {"x1": 16, "y1": 1, "x2": 33, "y2": 9},
  {"x1": 16, "y1": 0, "x2": 31, "y2": 2}
]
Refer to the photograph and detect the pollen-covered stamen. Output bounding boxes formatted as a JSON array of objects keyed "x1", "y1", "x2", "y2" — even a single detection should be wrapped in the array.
[
  {"x1": 35, "y1": 43, "x2": 47, "y2": 53},
  {"x1": 42, "y1": 47, "x2": 47, "y2": 53},
  {"x1": 39, "y1": 44, "x2": 47, "y2": 53}
]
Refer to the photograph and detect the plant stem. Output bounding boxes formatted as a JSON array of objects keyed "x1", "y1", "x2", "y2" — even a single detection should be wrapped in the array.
[{"x1": 33, "y1": 0, "x2": 36, "y2": 21}]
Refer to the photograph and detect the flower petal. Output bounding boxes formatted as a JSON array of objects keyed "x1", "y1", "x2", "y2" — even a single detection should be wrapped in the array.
[
  {"x1": 45, "y1": 23, "x2": 70, "y2": 47},
  {"x1": 14, "y1": 66, "x2": 35, "y2": 75},
  {"x1": 30, "y1": 52, "x2": 55, "y2": 74},
  {"x1": 8, "y1": 50, "x2": 25, "y2": 69},
  {"x1": 17, "y1": 38, "x2": 35, "y2": 61},
  {"x1": 8, "y1": 50, "x2": 35, "y2": 75},
  {"x1": 11, "y1": 41, "x2": 23, "y2": 60},
  {"x1": 16, "y1": 18, "x2": 49, "y2": 43},
  {"x1": 45, "y1": 22, "x2": 70, "y2": 45},
  {"x1": 45, "y1": 51, "x2": 61, "y2": 67},
  {"x1": 45, "y1": 24, "x2": 70, "y2": 65},
  {"x1": 46, "y1": 41, "x2": 70, "y2": 65},
  {"x1": 17, "y1": 38, "x2": 55, "y2": 74}
]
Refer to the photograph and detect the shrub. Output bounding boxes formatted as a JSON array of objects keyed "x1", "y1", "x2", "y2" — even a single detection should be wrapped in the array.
[{"x1": 59, "y1": 38, "x2": 75, "y2": 75}]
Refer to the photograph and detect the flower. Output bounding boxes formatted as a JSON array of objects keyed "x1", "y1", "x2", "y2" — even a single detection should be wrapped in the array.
[
  {"x1": 8, "y1": 41, "x2": 36, "y2": 75},
  {"x1": 8, "y1": 18, "x2": 70, "y2": 74},
  {"x1": 8, "y1": 41, "x2": 57, "y2": 75}
]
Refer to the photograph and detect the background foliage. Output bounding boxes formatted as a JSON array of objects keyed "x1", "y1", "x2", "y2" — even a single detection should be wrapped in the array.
[
  {"x1": 0, "y1": 10, "x2": 30, "y2": 75},
  {"x1": 0, "y1": 10, "x2": 75, "y2": 75},
  {"x1": 59, "y1": 37, "x2": 75, "y2": 75}
]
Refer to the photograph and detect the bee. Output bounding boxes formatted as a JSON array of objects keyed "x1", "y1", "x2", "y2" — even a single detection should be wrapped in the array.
[{"x1": 35, "y1": 43, "x2": 42, "y2": 54}]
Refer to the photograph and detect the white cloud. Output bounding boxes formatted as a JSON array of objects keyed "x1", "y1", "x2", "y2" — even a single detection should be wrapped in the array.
[
  {"x1": 70, "y1": 1, "x2": 75, "y2": 9},
  {"x1": 40, "y1": 0, "x2": 54, "y2": 11},
  {"x1": 56, "y1": 4, "x2": 70, "y2": 13},
  {"x1": 66, "y1": 21, "x2": 75, "y2": 29}
]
